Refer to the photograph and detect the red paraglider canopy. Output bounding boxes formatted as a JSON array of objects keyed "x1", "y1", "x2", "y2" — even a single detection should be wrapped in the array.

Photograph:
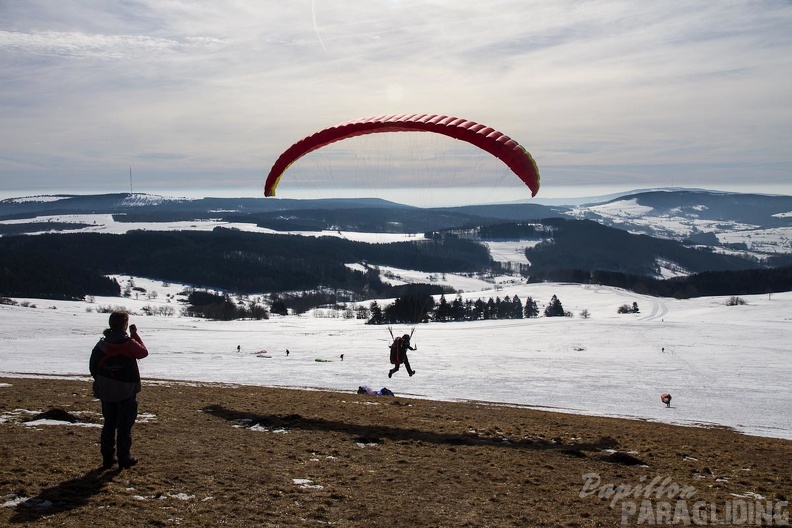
[{"x1": 264, "y1": 114, "x2": 540, "y2": 198}]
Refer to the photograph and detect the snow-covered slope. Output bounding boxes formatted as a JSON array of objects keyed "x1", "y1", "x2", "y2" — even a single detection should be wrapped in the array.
[{"x1": 2, "y1": 277, "x2": 790, "y2": 440}]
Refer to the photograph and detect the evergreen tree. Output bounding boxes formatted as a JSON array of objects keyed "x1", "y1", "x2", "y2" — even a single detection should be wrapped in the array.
[
  {"x1": 512, "y1": 295, "x2": 524, "y2": 319},
  {"x1": 451, "y1": 295, "x2": 466, "y2": 321},
  {"x1": 384, "y1": 292, "x2": 435, "y2": 324},
  {"x1": 524, "y1": 296, "x2": 539, "y2": 318},
  {"x1": 368, "y1": 301, "x2": 384, "y2": 324},
  {"x1": 464, "y1": 299, "x2": 475, "y2": 321},
  {"x1": 485, "y1": 298, "x2": 496, "y2": 320},
  {"x1": 497, "y1": 296, "x2": 509, "y2": 319},
  {"x1": 473, "y1": 298, "x2": 486, "y2": 320},
  {"x1": 270, "y1": 298, "x2": 288, "y2": 316},
  {"x1": 544, "y1": 294, "x2": 565, "y2": 317},
  {"x1": 435, "y1": 294, "x2": 452, "y2": 322}
]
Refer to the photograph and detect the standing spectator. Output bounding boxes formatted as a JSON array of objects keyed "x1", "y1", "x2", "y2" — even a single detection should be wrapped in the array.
[{"x1": 89, "y1": 311, "x2": 148, "y2": 469}]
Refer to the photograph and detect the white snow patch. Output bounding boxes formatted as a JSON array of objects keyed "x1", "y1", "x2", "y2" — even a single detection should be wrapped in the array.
[
  {"x1": 169, "y1": 492, "x2": 195, "y2": 501},
  {"x1": 0, "y1": 409, "x2": 38, "y2": 424},
  {"x1": 137, "y1": 412, "x2": 157, "y2": 423},
  {"x1": 2, "y1": 195, "x2": 70, "y2": 204},
  {"x1": 370, "y1": 265, "x2": 503, "y2": 292},
  {"x1": 293, "y1": 478, "x2": 323, "y2": 489},
  {"x1": 2, "y1": 494, "x2": 31, "y2": 508},
  {"x1": 3, "y1": 497, "x2": 53, "y2": 509},
  {"x1": 730, "y1": 491, "x2": 766, "y2": 500},
  {"x1": 21, "y1": 419, "x2": 101, "y2": 428},
  {"x1": 484, "y1": 240, "x2": 542, "y2": 266},
  {"x1": 655, "y1": 258, "x2": 690, "y2": 279},
  {"x1": 577, "y1": 198, "x2": 654, "y2": 218},
  {"x1": 249, "y1": 424, "x2": 288, "y2": 433}
]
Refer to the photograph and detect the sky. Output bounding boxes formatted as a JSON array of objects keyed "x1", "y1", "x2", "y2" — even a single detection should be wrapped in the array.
[{"x1": 2, "y1": 1, "x2": 792, "y2": 204}]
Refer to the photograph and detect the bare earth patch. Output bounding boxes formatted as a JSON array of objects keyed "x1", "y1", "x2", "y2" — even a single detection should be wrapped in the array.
[{"x1": 1, "y1": 377, "x2": 789, "y2": 527}]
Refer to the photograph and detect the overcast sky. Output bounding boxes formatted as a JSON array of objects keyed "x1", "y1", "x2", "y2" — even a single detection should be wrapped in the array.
[{"x1": 1, "y1": 1, "x2": 791, "y2": 203}]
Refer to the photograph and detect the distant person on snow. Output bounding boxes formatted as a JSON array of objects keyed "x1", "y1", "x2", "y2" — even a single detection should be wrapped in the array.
[
  {"x1": 388, "y1": 334, "x2": 416, "y2": 378},
  {"x1": 89, "y1": 311, "x2": 148, "y2": 470},
  {"x1": 661, "y1": 393, "x2": 672, "y2": 407}
]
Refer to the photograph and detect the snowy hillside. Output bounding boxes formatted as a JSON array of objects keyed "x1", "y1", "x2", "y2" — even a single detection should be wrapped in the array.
[
  {"x1": 569, "y1": 197, "x2": 792, "y2": 258},
  {"x1": 567, "y1": 191, "x2": 792, "y2": 261},
  {"x1": 2, "y1": 275, "x2": 790, "y2": 440}
]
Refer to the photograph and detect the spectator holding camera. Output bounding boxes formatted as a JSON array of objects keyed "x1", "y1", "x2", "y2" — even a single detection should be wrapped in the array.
[{"x1": 89, "y1": 311, "x2": 148, "y2": 469}]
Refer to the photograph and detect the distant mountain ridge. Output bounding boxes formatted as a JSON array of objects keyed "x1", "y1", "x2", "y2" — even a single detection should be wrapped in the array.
[
  {"x1": 0, "y1": 193, "x2": 407, "y2": 219},
  {"x1": 6, "y1": 187, "x2": 788, "y2": 246},
  {"x1": 1, "y1": 188, "x2": 790, "y2": 269}
]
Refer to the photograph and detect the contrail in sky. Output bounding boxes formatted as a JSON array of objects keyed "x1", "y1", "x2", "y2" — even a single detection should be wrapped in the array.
[{"x1": 312, "y1": 0, "x2": 328, "y2": 54}]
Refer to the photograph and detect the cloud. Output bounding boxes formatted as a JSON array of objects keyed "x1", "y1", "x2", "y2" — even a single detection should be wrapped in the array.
[
  {"x1": 1, "y1": 1, "x2": 791, "y2": 198},
  {"x1": 0, "y1": 30, "x2": 223, "y2": 59}
]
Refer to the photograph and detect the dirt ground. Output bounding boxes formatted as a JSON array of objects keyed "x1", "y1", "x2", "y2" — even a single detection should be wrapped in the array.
[{"x1": 1, "y1": 376, "x2": 790, "y2": 527}]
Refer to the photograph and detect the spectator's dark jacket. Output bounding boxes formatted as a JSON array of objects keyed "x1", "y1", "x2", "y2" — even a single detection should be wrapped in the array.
[{"x1": 90, "y1": 330, "x2": 148, "y2": 402}]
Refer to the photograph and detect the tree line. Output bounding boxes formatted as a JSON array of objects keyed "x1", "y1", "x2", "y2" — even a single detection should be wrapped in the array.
[
  {"x1": 530, "y1": 267, "x2": 792, "y2": 299},
  {"x1": 2, "y1": 222, "x2": 790, "y2": 305},
  {"x1": 367, "y1": 292, "x2": 571, "y2": 325},
  {"x1": 0, "y1": 229, "x2": 490, "y2": 301}
]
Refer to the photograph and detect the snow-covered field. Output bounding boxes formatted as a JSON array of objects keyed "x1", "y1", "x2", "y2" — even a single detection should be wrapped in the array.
[{"x1": 2, "y1": 275, "x2": 790, "y2": 440}]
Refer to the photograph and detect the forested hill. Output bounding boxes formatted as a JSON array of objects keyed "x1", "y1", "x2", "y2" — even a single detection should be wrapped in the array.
[
  {"x1": 0, "y1": 229, "x2": 492, "y2": 300},
  {"x1": 521, "y1": 218, "x2": 762, "y2": 275},
  {"x1": 2, "y1": 218, "x2": 780, "y2": 302}
]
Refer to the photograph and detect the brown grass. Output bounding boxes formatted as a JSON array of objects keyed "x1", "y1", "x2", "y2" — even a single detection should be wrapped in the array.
[{"x1": 1, "y1": 376, "x2": 790, "y2": 527}]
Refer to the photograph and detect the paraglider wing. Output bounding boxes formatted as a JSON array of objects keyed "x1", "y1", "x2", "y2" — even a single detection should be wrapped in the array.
[{"x1": 264, "y1": 113, "x2": 540, "y2": 197}]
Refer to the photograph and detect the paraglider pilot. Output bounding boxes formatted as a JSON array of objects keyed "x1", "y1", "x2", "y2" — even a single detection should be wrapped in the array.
[{"x1": 389, "y1": 334, "x2": 416, "y2": 378}]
